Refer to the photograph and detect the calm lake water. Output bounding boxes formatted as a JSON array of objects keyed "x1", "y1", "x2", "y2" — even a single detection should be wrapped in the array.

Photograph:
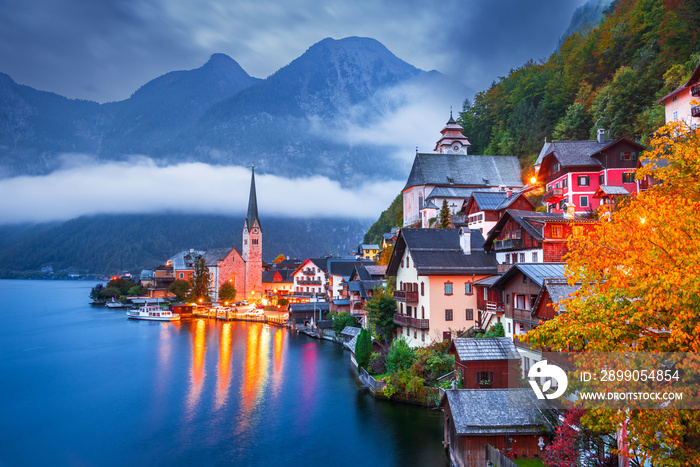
[{"x1": 0, "y1": 280, "x2": 447, "y2": 466}]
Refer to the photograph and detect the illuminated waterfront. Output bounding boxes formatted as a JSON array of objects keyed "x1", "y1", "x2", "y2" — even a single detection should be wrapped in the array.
[{"x1": 0, "y1": 280, "x2": 447, "y2": 466}]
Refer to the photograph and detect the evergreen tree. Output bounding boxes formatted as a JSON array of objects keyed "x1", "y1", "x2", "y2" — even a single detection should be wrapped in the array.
[
  {"x1": 355, "y1": 328, "x2": 372, "y2": 370},
  {"x1": 188, "y1": 257, "x2": 211, "y2": 302},
  {"x1": 365, "y1": 283, "x2": 397, "y2": 346},
  {"x1": 439, "y1": 199, "x2": 450, "y2": 229}
]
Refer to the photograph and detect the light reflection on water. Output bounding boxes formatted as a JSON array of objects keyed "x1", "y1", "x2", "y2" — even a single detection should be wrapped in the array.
[{"x1": 0, "y1": 280, "x2": 448, "y2": 467}]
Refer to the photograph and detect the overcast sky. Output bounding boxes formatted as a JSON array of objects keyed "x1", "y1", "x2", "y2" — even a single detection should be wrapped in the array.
[
  {"x1": 0, "y1": 0, "x2": 589, "y2": 225},
  {"x1": 0, "y1": 0, "x2": 587, "y2": 103}
]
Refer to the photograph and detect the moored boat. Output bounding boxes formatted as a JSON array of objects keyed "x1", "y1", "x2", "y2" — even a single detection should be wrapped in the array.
[{"x1": 127, "y1": 303, "x2": 180, "y2": 321}]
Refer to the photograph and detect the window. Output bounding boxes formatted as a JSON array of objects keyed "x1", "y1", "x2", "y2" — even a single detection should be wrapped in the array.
[
  {"x1": 523, "y1": 274, "x2": 528, "y2": 283},
  {"x1": 465, "y1": 282, "x2": 472, "y2": 295},
  {"x1": 519, "y1": 253, "x2": 525, "y2": 263},
  {"x1": 516, "y1": 295, "x2": 526, "y2": 309},
  {"x1": 252, "y1": 238, "x2": 258, "y2": 245},
  {"x1": 551, "y1": 225, "x2": 563, "y2": 238},
  {"x1": 443, "y1": 331, "x2": 452, "y2": 342},
  {"x1": 484, "y1": 288, "x2": 488, "y2": 300},
  {"x1": 508, "y1": 322, "x2": 511, "y2": 334},
  {"x1": 444, "y1": 282, "x2": 453, "y2": 295},
  {"x1": 599, "y1": 174, "x2": 604, "y2": 185},
  {"x1": 179, "y1": 272, "x2": 184, "y2": 279},
  {"x1": 621, "y1": 152, "x2": 632, "y2": 161},
  {"x1": 532, "y1": 252, "x2": 538, "y2": 262},
  {"x1": 553, "y1": 162, "x2": 560, "y2": 173},
  {"x1": 421, "y1": 306, "x2": 425, "y2": 319},
  {"x1": 673, "y1": 110, "x2": 679, "y2": 120},
  {"x1": 577, "y1": 175, "x2": 590, "y2": 186},
  {"x1": 421, "y1": 330, "x2": 425, "y2": 342},
  {"x1": 580, "y1": 196, "x2": 588, "y2": 208},
  {"x1": 562, "y1": 178, "x2": 567, "y2": 188},
  {"x1": 414, "y1": 329, "x2": 417, "y2": 339},
  {"x1": 421, "y1": 282, "x2": 424, "y2": 296},
  {"x1": 477, "y1": 371, "x2": 494, "y2": 386},
  {"x1": 506, "y1": 294, "x2": 510, "y2": 305},
  {"x1": 466, "y1": 309, "x2": 474, "y2": 320},
  {"x1": 622, "y1": 172, "x2": 635, "y2": 183},
  {"x1": 445, "y1": 309, "x2": 453, "y2": 321},
  {"x1": 524, "y1": 357, "x2": 531, "y2": 372}
]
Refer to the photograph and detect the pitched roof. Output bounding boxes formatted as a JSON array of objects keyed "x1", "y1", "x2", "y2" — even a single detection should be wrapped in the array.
[
  {"x1": 403, "y1": 153, "x2": 523, "y2": 192},
  {"x1": 288, "y1": 302, "x2": 330, "y2": 312},
  {"x1": 244, "y1": 166, "x2": 261, "y2": 232},
  {"x1": 469, "y1": 191, "x2": 532, "y2": 211},
  {"x1": 328, "y1": 259, "x2": 375, "y2": 277},
  {"x1": 491, "y1": 263, "x2": 567, "y2": 288},
  {"x1": 451, "y1": 337, "x2": 520, "y2": 361},
  {"x1": 202, "y1": 247, "x2": 233, "y2": 266},
  {"x1": 440, "y1": 389, "x2": 552, "y2": 435},
  {"x1": 593, "y1": 185, "x2": 630, "y2": 198},
  {"x1": 484, "y1": 209, "x2": 568, "y2": 246},
  {"x1": 426, "y1": 186, "x2": 481, "y2": 201},
  {"x1": 340, "y1": 326, "x2": 361, "y2": 337},
  {"x1": 533, "y1": 278, "x2": 581, "y2": 314},
  {"x1": 535, "y1": 140, "x2": 609, "y2": 168},
  {"x1": 364, "y1": 265, "x2": 387, "y2": 277},
  {"x1": 387, "y1": 228, "x2": 498, "y2": 276}
]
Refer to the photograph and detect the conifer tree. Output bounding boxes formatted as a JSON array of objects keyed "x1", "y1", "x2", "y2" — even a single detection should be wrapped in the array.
[{"x1": 439, "y1": 199, "x2": 450, "y2": 229}]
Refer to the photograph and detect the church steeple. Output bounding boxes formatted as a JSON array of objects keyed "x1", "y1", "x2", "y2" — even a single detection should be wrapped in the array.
[
  {"x1": 245, "y1": 165, "x2": 261, "y2": 232},
  {"x1": 435, "y1": 110, "x2": 471, "y2": 154}
]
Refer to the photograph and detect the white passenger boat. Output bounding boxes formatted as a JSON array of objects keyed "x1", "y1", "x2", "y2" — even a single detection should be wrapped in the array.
[{"x1": 127, "y1": 303, "x2": 180, "y2": 321}]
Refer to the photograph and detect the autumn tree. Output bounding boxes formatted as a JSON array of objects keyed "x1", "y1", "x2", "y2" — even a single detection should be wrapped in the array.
[
  {"x1": 377, "y1": 244, "x2": 393, "y2": 265},
  {"x1": 523, "y1": 122, "x2": 700, "y2": 465},
  {"x1": 272, "y1": 254, "x2": 285, "y2": 263},
  {"x1": 188, "y1": 257, "x2": 211, "y2": 302}
]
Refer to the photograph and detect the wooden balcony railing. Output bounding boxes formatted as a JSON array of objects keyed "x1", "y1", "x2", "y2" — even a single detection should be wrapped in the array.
[
  {"x1": 513, "y1": 335, "x2": 534, "y2": 351},
  {"x1": 493, "y1": 238, "x2": 522, "y2": 251},
  {"x1": 691, "y1": 83, "x2": 700, "y2": 97},
  {"x1": 393, "y1": 313, "x2": 429, "y2": 329},
  {"x1": 692, "y1": 106, "x2": 700, "y2": 118},
  {"x1": 486, "y1": 301, "x2": 504, "y2": 313},
  {"x1": 512, "y1": 307, "x2": 539, "y2": 324},
  {"x1": 297, "y1": 278, "x2": 322, "y2": 285},
  {"x1": 543, "y1": 187, "x2": 564, "y2": 202},
  {"x1": 393, "y1": 290, "x2": 419, "y2": 303}
]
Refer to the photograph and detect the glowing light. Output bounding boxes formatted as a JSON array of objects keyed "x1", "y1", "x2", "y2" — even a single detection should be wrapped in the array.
[
  {"x1": 530, "y1": 176, "x2": 537, "y2": 184},
  {"x1": 215, "y1": 322, "x2": 232, "y2": 410},
  {"x1": 185, "y1": 319, "x2": 207, "y2": 416},
  {"x1": 640, "y1": 217, "x2": 646, "y2": 224}
]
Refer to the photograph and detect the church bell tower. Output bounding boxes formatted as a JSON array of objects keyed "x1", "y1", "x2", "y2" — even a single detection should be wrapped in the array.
[{"x1": 242, "y1": 165, "x2": 262, "y2": 301}]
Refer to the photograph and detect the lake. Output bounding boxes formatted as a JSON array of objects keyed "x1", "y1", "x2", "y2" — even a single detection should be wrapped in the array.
[{"x1": 0, "y1": 280, "x2": 448, "y2": 466}]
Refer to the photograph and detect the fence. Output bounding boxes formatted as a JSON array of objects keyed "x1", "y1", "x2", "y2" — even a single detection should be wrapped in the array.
[
  {"x1": 485, "y1": 444, "x2": 519, "y2": 467},
  {"x1": 359, "y1": 367, "x2": 387, "y2": 395}
]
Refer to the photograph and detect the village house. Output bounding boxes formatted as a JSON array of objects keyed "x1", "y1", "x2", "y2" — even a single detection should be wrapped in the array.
[
  {"x1": 261, "y1": 268, "x2": 295, "y2": 302},
  {"x1": 657, "y1": 62, "x2": 700, "y2": 127},
  {"x1": 344, "y1": 264, "x2": 386, "y2": 327},
  {"x1": 326, "y1": 258, "x2": 376, "y2": 303},
  {"x1": 483, "y1": 209, "x2": 598, "y2": 266},
  {"x1": 387, "y1": 228, "x2": 499, "y2": 347},
  {"x1": 447, "y1": 337, "x2": 521, "y2": 389},
  {"x1": 462, "y1": 190, "x2": 534, "y2": 236},
  {"x1": 440, "y1": 389, "x2": 553, "y2": 467},
  {"x1": 356, "y1": 244, "x2": 381, "y2": 261},
  {"x1": 290, "y1": 257, "x2": 328, "y2": 301},
  {"x1": 473, "y1": 274, "x2": 504, "y2": 330},
  {"x1": 489, "y1": 263, "x2": 566, "y2": 376},
  {"x1": 535, "y1": 133, "x2": 645, "y2": 214},
  {"x1": 402, "y1": 113, "x2": 523, "y2": 227}
]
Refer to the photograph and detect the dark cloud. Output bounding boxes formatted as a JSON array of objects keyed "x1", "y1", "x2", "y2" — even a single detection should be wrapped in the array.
[{"x1": 0, "y1": 0, "x2": 586, "y2": 103}]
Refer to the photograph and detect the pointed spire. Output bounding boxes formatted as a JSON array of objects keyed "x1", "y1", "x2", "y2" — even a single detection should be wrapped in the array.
[
  {"x1": 448, "y1": 107, "x2": 456, "y2": 124},
  {"x1": 245, "y1": 164, "x2": 261, "y2": 231}
]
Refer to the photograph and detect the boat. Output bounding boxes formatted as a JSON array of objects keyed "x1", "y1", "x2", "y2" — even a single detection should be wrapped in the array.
[{"x1": 127, "y1": 303, "x2": 180, "y2": 321}]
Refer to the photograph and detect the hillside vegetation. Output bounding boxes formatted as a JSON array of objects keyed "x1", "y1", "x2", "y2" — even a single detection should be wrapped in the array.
[{"x1": 458, "y1": 0, "x2": 700, "y2": 173}]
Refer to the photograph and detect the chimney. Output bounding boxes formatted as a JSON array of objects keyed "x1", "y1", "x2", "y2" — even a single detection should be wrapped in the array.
[
  {"x1": 459, "y1": 227, "x2": 471, "y2": 255},
  {"x1": 506, "y1": 189, "x2": 512, "y2": 198},
  {"x1": 566, "y1": 205, "x2": 576, "y2": 219},
  {"x1": 597, "y1": 128, "x2": 605, "y2": 144}
]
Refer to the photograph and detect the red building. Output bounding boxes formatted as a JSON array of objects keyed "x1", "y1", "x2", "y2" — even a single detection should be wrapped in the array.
[
  {"x1": 447, "y1": 337, "x2": 521, "y2": 389},
  {"x1": 535, "y1": 133, "x2": 645, "y2": 214}
]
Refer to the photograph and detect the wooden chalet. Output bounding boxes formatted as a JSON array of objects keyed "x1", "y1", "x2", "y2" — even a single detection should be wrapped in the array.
[
  {"x1": 440, "y1": 389, "x2": 553, "y2": 467},
  {"x1": 448, "y1": 337, "x2": 521, "y2": 389}
]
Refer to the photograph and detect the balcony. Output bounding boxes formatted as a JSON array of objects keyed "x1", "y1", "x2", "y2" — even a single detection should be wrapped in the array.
[
  {"x1": 512, "y1": 307, "x2": 539, "y2": 324},
  {"x1": 493, "y1": 238, "x2": 522, "y2": 251},
  {"x1": 543, "y1": 187, "x2": 564, "y2": 202},
  {"x1": 302, "y1": 268, "x2": 316, "y2": 276},
  {"x1": 297, "y1": 278, "x2": 322, "y2": 285},
  {"x1": 486, "y1": 301, "x2": 504, "y2": 313},
  {"x1": 691, "y1": 83, "x2": 700, "y2": 97},
  {"x1": 513, "y1": 335, "x2": 534, "y2": 351},
  {"x1": 692, "y1": 106, "x2": 700, "y2": 118},
  {"x1": 393, "y1": 313, "x2": 430, "y2": 329},
  {"x1": 393, "y1": 290, "x2": 419, "y2": 303}
]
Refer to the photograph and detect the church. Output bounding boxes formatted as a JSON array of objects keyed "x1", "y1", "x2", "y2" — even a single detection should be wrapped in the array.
[
  {"x1": 402, "y1": 113, "x2": 524, "y2": 227},
  {"x1": 205, "y1": 166, "x2": 263, "y2": 302}
]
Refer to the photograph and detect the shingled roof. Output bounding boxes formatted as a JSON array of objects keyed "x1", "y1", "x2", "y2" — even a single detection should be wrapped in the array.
[
  {"x1": 491, "y1": 263, "x2": 567, "y2": 289},
  {"x1": 387, "y1": 228, "x2": 498, "y2": 276},
  {"x1": 450, "y1": 337, "x2": 520, "y2": 362},
  {"x1": 532, "y1": 278, "x2": 581, "y2": 314},
  {"x1": 403, "y1": 153, "x2": 523, "y2": 192},
  {"x1": 440, "y1": 389, "x2": 552, "y2": 435}
]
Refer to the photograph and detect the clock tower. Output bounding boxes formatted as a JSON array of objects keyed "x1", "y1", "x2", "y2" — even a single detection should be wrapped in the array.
[{"x1": 242, "y1": 165, "x2": 262, "y2": 301}]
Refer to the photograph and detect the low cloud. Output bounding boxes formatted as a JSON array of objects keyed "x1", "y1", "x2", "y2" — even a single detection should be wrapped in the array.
[{"x1": 0, "y1": 157, "x2": 403, "y2": 225}]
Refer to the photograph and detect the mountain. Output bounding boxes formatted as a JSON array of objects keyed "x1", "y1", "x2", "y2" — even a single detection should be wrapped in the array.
[
  {"x1": 0, "y1": 37, "x2": 470, "y2": 184},
  {"x1": 99, "y1": 53, "x2": 261, "y2": 155},
  {"x1": 0, "y1": 214, "x2": 371, "y2": 277},
  {"x1": 558, "y1": 0, "x2": 613, "y2": 47}
]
